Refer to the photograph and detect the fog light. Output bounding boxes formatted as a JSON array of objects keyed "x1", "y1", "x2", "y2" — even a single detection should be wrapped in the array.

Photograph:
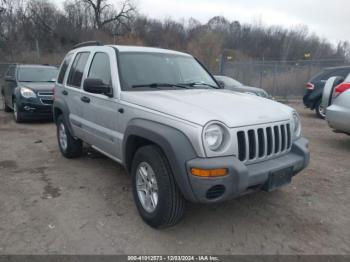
[{"x1": 191, "y1": 168, "x2": 228, "y2": 177}]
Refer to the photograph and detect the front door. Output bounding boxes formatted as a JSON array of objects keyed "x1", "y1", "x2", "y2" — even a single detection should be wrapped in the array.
[{"x1": 80, "y1": 51, "x2": 121, "y2": 160}]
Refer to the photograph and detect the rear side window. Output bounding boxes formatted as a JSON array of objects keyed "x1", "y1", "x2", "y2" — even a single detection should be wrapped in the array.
[
  {"x1": 311, "y1": 68, "x2": 350, "y2": 82},
  {"x1": 67, "y1": 52, "x2": 90, "y2": 88},
  {"x1": 88, "y1": 53, "x2": 111, "y2": 85},
  {"x1": 57, "y1": 54, "x2": 73, "y2": 84}
]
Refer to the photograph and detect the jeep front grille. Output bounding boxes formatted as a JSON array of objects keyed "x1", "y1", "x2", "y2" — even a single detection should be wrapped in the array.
[{"x1": 236, "y1": 121, "x2": 292, "y2": 164}]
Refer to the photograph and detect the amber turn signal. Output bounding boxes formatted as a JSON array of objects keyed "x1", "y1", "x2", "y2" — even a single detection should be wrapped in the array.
[{"x1": 191, "y1": 168, "x2": 228, "y2": 177}]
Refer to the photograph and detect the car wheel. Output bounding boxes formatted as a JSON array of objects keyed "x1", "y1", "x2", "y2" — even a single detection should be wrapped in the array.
[
  {"x1": 315, "y1": 99, "x2": 326, "y2": 119},
  {"x1": 13, "y1": 99, "x2": 25, "y2": 122},
  {"x1": 56, "y1": 115, "x2": 83, "y2": 158},
  {"x1": 131, "y1": 145, "x2": 186, "y2": 228}
]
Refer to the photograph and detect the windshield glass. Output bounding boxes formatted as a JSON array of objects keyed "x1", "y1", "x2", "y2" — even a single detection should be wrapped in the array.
[
  {"x1": 18, "y1": 67, "x2": 58, "y2": 82},
  {"x1": 118, "y1": 52, "x2": 218, "y2": 90},
  {"x1": 215, "y1": 76, "x2": 243, "y2": 87}
]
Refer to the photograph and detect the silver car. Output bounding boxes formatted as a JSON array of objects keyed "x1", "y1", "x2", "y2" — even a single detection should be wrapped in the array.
[
  {"x1": 322, "y1": 74, "x2": 350, "y2": 134},
  {"x1": 54, "y1": 42, "x2": 309, "y2": 228}
]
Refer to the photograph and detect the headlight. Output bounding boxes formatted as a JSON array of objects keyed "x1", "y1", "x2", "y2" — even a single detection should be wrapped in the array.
[
  {"x1": 292, "y1": 111, "x2": 301, "y2": 138},
  {"x1": 203, "y1": 123, "x2": 225, "y2": 151},
  {"x1": 20, "y1": 87, "x2": 36, "y2": 98}
]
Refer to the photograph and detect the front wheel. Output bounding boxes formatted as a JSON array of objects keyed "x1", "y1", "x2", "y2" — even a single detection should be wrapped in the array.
[
  {"x1": 13, "y1": 99, "x2": 25, "y2": 123},
  {"x1": 131, "y1": 145, "x2": 186, "y2": 228},
  {"x1": 56, "y1": 115, "x2": 83, "y2": 158},
  {"x1": 315, "y1": 99, "x2": 326, "y2": 119}
]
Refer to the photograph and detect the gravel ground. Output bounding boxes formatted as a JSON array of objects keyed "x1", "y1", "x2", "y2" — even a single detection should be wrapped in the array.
[{"x1": 0, "y1": 102, "x2": 349, "y2": 255}]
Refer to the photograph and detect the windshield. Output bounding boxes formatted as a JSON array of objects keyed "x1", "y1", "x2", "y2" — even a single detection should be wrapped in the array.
[
  {"x1": 18, "y1": 67, "x2": 58, "y2": 82},
  {"x1": 118, "y1": 52, "x2": 218, "y2": 90},
  {"x1": 215, "y1": 75, "x2": 243, "y2": 87}
]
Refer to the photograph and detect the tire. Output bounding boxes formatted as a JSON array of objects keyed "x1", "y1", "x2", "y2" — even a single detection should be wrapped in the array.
[
  {"x1": 315, "y1": 99, "x2": 326, "y2": 119},
  {"x1": 13, "y1": 99, "x2": 25, "y2": 123},
  {"x1": 56, "y1": 115, "x2": 83, "y2": 158},
  {"x1": 131, "y1": 145, "x2": 186, "y2": 228}
]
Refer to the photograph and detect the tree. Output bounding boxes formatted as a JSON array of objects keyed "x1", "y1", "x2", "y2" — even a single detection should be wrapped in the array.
[{"x1": 80, "y1": 0, "x2": 135, "y2": 30}]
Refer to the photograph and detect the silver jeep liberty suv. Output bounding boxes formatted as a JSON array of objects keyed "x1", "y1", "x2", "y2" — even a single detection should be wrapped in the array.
[{"x1": 54, "y1": 41, "x2": 310, "y2": 228}]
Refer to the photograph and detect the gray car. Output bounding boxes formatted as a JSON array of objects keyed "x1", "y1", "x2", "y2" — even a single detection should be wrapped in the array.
[
  {"x1": 214, "y1": 75, "x2": 270, "y2": 98},
  {"x1": 322, "y1": 74, "x2": 350, "y2": 134},
  {"x1": 54, "y1": 42, "x2": 309, "y2": 228}
]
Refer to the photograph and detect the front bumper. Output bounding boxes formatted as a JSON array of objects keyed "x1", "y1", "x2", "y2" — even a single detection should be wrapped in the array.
[
  {"x1": 186, "y1": 137, "x2": 310, "y2": 203},
  {"x1": 18, "y1": 100, "x2": 53, "y2": 119}
]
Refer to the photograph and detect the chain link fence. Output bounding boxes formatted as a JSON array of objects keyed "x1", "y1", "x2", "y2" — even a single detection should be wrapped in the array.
[{"x1": 221, "y1": 59, "x2": 349, "y2": 98}]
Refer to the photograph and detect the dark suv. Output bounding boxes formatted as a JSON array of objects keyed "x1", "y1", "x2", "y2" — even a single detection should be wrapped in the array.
[
  {"x1": 303, "y1": 66, "x2": 350, "y2": 119},
  {"x1": 1, "y1": 64, "x2": 58, "y2": 122}
]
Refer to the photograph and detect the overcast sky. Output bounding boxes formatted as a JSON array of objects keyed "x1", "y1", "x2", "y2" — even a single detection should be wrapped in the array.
[{"x1": 53, "y1": 0, "x2": 349, "y2": 44}]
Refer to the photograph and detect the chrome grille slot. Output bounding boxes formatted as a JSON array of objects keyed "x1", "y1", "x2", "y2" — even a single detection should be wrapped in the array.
[
  {"x1": 38, "y1": 91, "x2": 54, "y2": 97},
  {"x1": 235, "y1": 121, "x2": 292, "y2": 164}
]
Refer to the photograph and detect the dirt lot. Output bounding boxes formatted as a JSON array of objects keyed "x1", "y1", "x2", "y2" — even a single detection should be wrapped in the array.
[{"x1": 0, "y1": 102, "x2": 349, "y2": 255}]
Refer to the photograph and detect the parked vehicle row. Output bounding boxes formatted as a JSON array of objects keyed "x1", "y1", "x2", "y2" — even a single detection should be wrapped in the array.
[
  {"x1": 0, "y1": 43, "x2": 311, "y2": 229},
  {"x1": 303, "y1": 66, "x2": 350, "y2": 119}
]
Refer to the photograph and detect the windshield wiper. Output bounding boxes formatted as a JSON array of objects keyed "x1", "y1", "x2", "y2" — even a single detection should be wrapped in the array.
[
  {"x1": 181, "y1": 82, "x2": 220, "y2": 89},
  {"x1": 132, "y1": 83, "x2": 189, "y2": 89}
]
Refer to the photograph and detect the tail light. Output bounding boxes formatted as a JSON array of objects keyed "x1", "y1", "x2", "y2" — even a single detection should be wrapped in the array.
[
  {"x1": 305, "y1": 82, "x2": 314, "y2": 90},
  {"x1": 334, "y1": 82, "x2": 350, "y2": 97}
]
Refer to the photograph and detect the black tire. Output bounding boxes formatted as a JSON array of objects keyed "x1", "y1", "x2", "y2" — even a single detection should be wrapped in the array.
[
  {"x1": 13, "y1": 99, "x2": 25, "y2": 123},
  {"x1": 131, "y1": 145, "x2": 186, "y2": 228},
  {"x1": 56, "y1": 115, "x2": 83, "y2": 158},
  {"x1": 315, "y1": 99, "x2": 326, "y2": 119}
]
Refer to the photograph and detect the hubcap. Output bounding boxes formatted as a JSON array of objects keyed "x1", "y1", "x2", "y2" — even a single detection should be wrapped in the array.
[
  {"x1": 58, "y1": 123, "x2": 68, "y2": 151},
  {"x1": 136, "y1": 162, "x2": 159, "y2": 213}
]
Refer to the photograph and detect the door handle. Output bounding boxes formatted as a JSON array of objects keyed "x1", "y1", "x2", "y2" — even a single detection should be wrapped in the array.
[
  {"x1": 81, "y1": 96, "x2": 90, "y2": 103},
  {"x1": 62, "y1": 90, "x2": 68, "y2": 96}
]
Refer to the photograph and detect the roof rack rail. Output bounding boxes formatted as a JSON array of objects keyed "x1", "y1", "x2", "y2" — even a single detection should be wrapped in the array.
[{"x1": 73, "y1": 41, "x2": 103, "y2": 49}]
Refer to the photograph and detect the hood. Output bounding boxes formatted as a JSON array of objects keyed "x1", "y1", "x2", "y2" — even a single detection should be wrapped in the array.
[
  {"x1": 19, "y1": 82, "x2": 55, "y2": 92},
  {"x1": 121, "y1": 89, "x2": 293, "y2": 127}
]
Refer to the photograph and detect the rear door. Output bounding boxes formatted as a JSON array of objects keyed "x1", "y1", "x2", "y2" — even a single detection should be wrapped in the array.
[
  {"x1": 79, "y1": 47, "x2": 121, "y2": 160},
  {"x1": 64, "y1": 51, "x2": 91, "y2": 139}
]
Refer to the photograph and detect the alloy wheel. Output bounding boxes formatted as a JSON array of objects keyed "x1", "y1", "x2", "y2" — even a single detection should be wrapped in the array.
[{"x1": 136, "y1": 162, "x2": 159, "y2": 213}]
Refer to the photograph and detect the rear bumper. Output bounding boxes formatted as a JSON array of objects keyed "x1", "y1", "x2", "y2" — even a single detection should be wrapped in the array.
[
  {"x1": 326, "y1": 105, "x2": 350, "y2": 134},
  {"x1": 186, "y1": 137, "x2": 310, "y2": 203}
]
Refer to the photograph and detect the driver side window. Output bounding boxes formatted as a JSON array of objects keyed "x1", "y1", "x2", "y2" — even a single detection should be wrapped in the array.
[{"x1": 88, "y1": 52, "x2": 111, "y2": 86}]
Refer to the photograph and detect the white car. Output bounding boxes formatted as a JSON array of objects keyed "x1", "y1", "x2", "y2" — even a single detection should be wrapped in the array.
[{"x1": 322, "y1": 74, "x2": 350, "y2": 134}]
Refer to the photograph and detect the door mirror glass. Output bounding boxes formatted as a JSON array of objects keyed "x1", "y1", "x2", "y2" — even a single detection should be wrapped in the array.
[{"x1": 83, "y1": 78, "x2": 112, "y2": 97}]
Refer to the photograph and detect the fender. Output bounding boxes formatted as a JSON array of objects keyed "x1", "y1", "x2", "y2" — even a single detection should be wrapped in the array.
[
  {"x1": 123, "y1": 119, "x2": 199, "y2": 202},
  {"x1": 53, "y1": 97, "x2": 75, "y2": 137}
]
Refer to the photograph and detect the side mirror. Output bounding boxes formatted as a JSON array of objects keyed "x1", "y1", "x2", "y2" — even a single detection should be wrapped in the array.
[
  {"x1": 83, "y1": 78, "x2": 113, "y2": 97},
  {"x1": 217, "y1": 80, "x2": 225, "y2": 88}
]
